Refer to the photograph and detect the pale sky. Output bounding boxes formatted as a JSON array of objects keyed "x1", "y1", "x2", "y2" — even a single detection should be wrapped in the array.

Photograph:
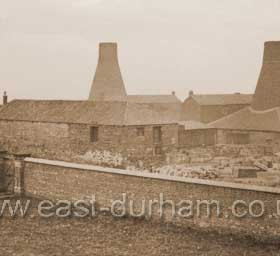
[{"x1": 1, "y1": 0, "x2": 280, "y2": 101}]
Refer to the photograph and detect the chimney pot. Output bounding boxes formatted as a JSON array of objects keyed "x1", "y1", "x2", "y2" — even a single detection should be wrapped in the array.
[
  {"x1": 172, "y1": 91, "x2": 175, "y2": 96},
  {"x1": 189, "y1": 90, "x2": 194, "y2": 97},
  {"x1": 3, "y1": 91, "x2": 8, "y2": 105}
]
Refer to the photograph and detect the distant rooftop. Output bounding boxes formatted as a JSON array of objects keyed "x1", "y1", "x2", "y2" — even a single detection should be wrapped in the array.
[
  {"x1": 127, "y1": 94, "x2": 181, "y2": 104},
  {"x1": 0, "y1": 99, "x2": 181, "y2": 126},
  {"x1": 209, "y1": 106, "x2": 280, "y2": 132},
  {"x1": 189, "y1": 94, "x2": 253, "y2": 106}
]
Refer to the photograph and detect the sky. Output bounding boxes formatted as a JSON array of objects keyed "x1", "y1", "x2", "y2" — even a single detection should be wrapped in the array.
[{"x1": 1, "y1": 0, "x2": 280, "y2": 101}]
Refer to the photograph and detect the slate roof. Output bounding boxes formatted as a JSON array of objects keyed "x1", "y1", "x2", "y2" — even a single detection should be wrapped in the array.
[
  {"x1": 127, "y1": 95, "x2": 181, "y2": 104},
  {"x1": 0, "y1": 100, "x2": 127, "y2": 125},
  {"x1": 209, "y1": 106, "x2": 280, "y2": 132},
  {"x1": 190, "y1": 94, "x2": 253, "y2": 106},
  {"x1": 0, "y1": 99, "x2": 181, "y2": 126},
  {"x1": 125, "y1": 102, "x2": 181, "y2": 125}
]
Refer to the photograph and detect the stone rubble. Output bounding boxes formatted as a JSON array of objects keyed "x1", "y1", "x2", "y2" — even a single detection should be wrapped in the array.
[{"x1": 75, "y1": 144, "x2": 280, "y2": 186}]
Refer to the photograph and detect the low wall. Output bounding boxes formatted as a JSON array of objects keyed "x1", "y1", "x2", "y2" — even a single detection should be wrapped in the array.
[{"x1": 23, "y1": 157, "x2": 280, "y2": 239}]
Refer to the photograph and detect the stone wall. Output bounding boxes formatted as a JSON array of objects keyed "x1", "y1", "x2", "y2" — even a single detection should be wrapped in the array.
[
  {"x1": 178, "y1": 128, "x2": 217, "y2": 147},
  {"x1": 0, "y1": 120, "x2": 179, "y2": 165},
  {"x1": 216, "y1": 129, "x2": 280, "y2": 151},
  {"x1": 0, "y1": 152, "x2": 29, "y2": 194},
  {"x1": 23, "y1": 157, "x2": 280, "y2": 239}
]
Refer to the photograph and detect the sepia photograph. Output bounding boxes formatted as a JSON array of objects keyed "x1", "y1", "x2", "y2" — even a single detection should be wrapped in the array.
[{"x1": 1, "y1": 0, "x2": 280, "y2": 255}]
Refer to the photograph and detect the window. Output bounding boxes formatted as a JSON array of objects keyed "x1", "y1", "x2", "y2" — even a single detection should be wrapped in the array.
[
  {"x1": 154, "y1": 145, "x2": 162, "y2": 155},
  {"x1": 137, "y1": 127, "x2": 145, "y2": 137},
  {"x1": 153, "y1": 126, "x2": 162, "y2": 143},
  {"x1": 90, "y1": 126, "x2": 99, "y2": 142}
]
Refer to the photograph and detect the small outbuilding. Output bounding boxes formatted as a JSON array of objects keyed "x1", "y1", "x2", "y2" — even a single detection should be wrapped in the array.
[{"x1": 181, "y1": 91, "x2": 252, "y2": 123}]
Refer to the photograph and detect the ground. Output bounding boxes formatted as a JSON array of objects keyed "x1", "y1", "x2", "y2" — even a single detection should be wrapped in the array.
[{"x1": 0, "y1": 205, "x2": 279, "y2": 256}]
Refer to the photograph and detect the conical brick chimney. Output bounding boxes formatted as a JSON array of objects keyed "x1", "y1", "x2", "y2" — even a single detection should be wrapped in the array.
[
  {"x1": 88, "y1": 42, "x2": 127, "y2": 101},
  {"x1": 252, "y1": 41, "x2": 280, "y2": 111}
]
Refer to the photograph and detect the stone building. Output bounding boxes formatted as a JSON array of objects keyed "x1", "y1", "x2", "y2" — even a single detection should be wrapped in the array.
[
  {"x1": 1, "y1": 41, "x2": 278, "y2": 163},
  {"x1": 185, "y1": 41, "x2": 280, "y2": 147},
  {"x1": 0, "y1": 42, "x2": 184, "y2": 163},
  {"x1": 177, "y1": 41, "x2": 280, "y2": 149},
  {"x1": 0, "y1": 99, "x2": 182, "y2": 163},
  {"x1": 181, "y1": 91, "x2": 252, "y2": 123}
]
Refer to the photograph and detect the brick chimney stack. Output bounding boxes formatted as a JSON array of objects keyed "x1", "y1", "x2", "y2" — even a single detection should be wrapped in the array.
[
  {"x1": 88, "y1": 42, "x2": 127, "y2": 102},
  {"x1": 3, "y1": 91, "x2": 8, "y2": 105},
  {"x1": 252, "y1": 41, "x2": 280, "y2": 111}
]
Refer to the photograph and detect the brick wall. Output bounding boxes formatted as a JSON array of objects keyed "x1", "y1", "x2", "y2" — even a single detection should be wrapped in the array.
[{"x1": 23, "y1": 157, "x2": 280, "y2": 239}]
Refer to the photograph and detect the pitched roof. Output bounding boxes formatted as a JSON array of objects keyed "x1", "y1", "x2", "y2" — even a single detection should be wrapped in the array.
[
  {"x1": 190, "y1": 94, "x2": 253, "y2": 106},
  {"x1": 0, "y1": 100, "x2": 127, "y2": 125},
  {"x1": 125, "y1": 102, "x2": 181, "y2": 125},
  {"x1": 209, "y1": 106, "x2": 280, "y2": 132},
  {"x1": 0, "y1": 99, "x2": 181, "y2": 126},
  {"x1": 127, "y1": 95, "x2": 181, "y2": 103}
]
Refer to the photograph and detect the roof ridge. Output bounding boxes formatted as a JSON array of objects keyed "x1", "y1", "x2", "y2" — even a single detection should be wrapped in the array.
[
  {"x1": 12, "y1": 99, "x2": 88, "y2": 103},
  {"x1": 191, "y1": 94, "x2": 253, "y2": 106},
  {"x1": 249, "y1": 106, "x2": 280, "y2": 114},
  {"x1": 128, "y1": 94, "x2": 177, "y2": 96},
  {"x1": 193, "y1": 93, "x2": 253, "y2": 96}
]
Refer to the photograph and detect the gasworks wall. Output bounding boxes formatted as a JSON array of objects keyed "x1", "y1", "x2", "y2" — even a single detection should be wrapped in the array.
[{"x1": 22, "y1": 157, "x2": 280, "y2": 239}]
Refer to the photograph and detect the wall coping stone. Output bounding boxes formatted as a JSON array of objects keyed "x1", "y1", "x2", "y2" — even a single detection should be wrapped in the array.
[{"x1": 24, "y1": 157, "x2": 280, "y2": 195}]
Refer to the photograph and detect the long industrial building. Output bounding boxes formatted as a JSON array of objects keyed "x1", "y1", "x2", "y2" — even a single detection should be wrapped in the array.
[{"x1": 0, "y1": 41, "x2": 279, "y2": 163}]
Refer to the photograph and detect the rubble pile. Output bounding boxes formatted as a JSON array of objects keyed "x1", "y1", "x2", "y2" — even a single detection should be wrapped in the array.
[
  {"x1": 127, "y1": 164, "x2": 220, "y2": 180},
  {"x1": 75, "y1": 145, "x2": 280, "y2": 186},
  {"x1": 77, "y1": 150, "x2": 126, "y2": 168}
]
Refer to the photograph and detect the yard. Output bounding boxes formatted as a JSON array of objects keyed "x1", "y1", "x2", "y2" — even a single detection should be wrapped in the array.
[{"x1": 0, "y1": 197, "x2": 279, "y2": 256}]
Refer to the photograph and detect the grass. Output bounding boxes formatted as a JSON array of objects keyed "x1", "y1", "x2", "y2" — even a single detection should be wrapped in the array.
[{"x1": 0, "y1": 197, "x2": 279, "y2": 256}]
